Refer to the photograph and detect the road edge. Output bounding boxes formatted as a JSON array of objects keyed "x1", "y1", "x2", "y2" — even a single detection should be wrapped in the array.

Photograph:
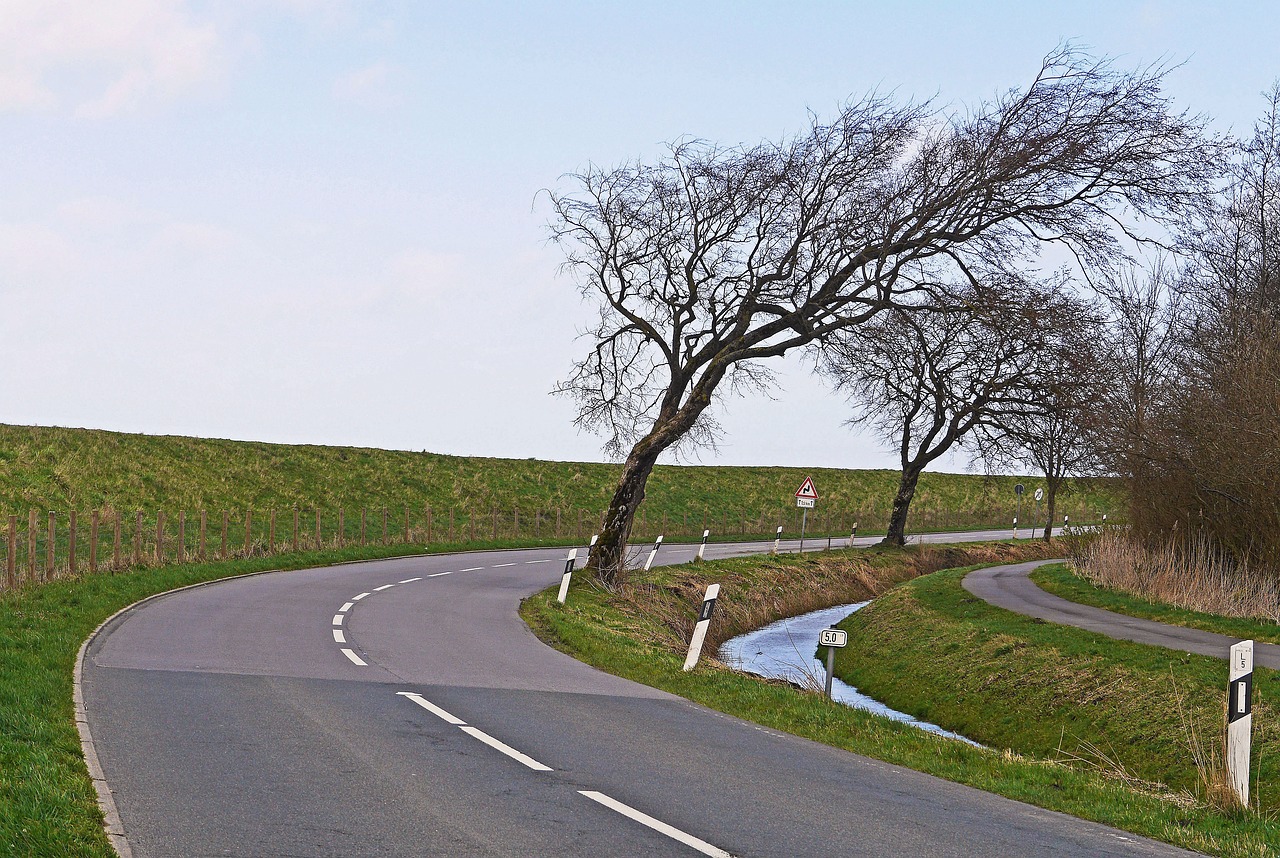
[{"x1": 73, "y1": 566, "x2": 288, "y2": 858}]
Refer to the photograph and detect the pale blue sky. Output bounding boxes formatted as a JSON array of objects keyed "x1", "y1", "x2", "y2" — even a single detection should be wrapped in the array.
[{"x1": 1, "y1": 1, "x2": 1276, "y2": 470}]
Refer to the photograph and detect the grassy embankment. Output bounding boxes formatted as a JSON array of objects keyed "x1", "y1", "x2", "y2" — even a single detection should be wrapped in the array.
[
  {"x1": 523, "y1": 544, "x2": 1277, "y2": 858},
  {"x1": 0, "y1": 424, "x2": 1118, "y2": 549}
]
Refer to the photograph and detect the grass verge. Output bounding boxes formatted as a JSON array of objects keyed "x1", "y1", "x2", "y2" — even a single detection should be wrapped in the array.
[
  {"x1": 522, "y1": 542, "x2": 1278, "y2": 857},
  {"x1": 1032, "y1": 562, "x2": 1280, "y2": 645}
]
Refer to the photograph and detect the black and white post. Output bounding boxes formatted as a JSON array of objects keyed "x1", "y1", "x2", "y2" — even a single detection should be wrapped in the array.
[
  {"x1": 1228, "y1": 639, "x2": 1254, "y2": 807},
  {"x1": 643, "y1": 535, "x2": 663, "y2": 572},
  {"x1": 772, "y1": 525, "x2": 783, "y2": 555},
  {"x1": 848, "y1": 521, "x2": 858, "y2": 548},
  {"x1": 682, "y1": 583, "x2": 720, "y2": 671},
  {"x1": 556, "y1": 548, "x2": 578, "y2": 604},
  {"x1": 696, "y1": 529, "x2": 709, "y2": 561}
]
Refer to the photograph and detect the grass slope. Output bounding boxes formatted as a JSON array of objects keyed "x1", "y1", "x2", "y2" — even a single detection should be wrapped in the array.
[{"x1": 0, "y1": 424, "x2": 1117, "y2": 537}]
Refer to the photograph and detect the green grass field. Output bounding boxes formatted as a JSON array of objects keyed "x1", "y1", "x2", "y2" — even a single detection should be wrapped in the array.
[{"x1": 0, "y1": 424, "x2": 1118, "y2": 546}]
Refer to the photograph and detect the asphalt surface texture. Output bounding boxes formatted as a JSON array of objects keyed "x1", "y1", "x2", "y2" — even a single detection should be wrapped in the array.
[
  {"x1": 964, "y1": 559, "x2": 1280, "y2": 668},
  {"x1": 82, "y1": 530, "x2": 1204, "y2": 857}
]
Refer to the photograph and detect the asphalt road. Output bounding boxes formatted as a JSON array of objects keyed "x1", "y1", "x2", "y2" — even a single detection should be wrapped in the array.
[
  {"x1": 964, "y1": 559, "x2": 1280, "y2": 668},
  {"x1": 81, "y1": 531, "x2": 1202, "y2": 857}
]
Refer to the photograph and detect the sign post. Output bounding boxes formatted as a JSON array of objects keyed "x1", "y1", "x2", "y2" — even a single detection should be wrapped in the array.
[
  {"x1": 556, "y1": 548, "x2": 578, "y2": 604},
  {"x1": 682, "y1": 584, "x2": 720, "y2": 671},
  {"x1": 1014, "y1": 483, "x2": 1024, "y2": 539},
  {"x1": 819, "y1": 628, "x2": 847, "y2": 698},
  {"x1": 795, "y1": 478, "x2": 818, "y2": 554},
  {"x1": 1228, "y1": 639, "x2": 1254, "y2": 807},
  {"x1": 1032, "y1": 487, "x2": 1044, "y2": 539}
]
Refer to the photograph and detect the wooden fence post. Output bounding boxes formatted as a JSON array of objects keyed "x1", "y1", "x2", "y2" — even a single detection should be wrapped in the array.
[
  {"x1": 425, "y1": 506, "x2": 432, "y2": 543},
  {"x1": 177, "y1": 511, "x2": 185, "y2": 564},
  {"x1": 28, "y1": 509, "x2": 37, "y2": 583},
  {"x1": 338, "y1": 509, "x2": 345, "y2": 547},
  {"x1": 382, "y1": 508, "x2": 388, "y2": 545},
  {"x1": 576, "y1": 508, "x2": 582, "y2": 540},
  {"x1": 448, "y1": 508, "x2": 455, "y2": 541},
  {"x1": 112, "y1": 509, "x2": 121, "y2": 571},
  {"x1": 69, "y1": 510, "x2": 78, "y2": 576},
  {"x1": 492, "y1": 504, "x2": 498, "y2": 540},
  {"x1": 468, "y1": 509, "x2": 475, "y2": 542},
  {"x1": 512, "y1": 506, "x2": 518, "y2": 540},
  {"x1": 556, "y1": 509, "x2": 561, "y2": 538},
  {"x1": 46, "y1": 511, "x2": 56, "y2": 581},
  {"x1": 268, "y1": 510, "x2": 276, "y2": 554},
  {"x1": 314, "y1": 509, "x2": 321, "y2": 548},
  {"x1": 6, "y1": 515, "x2": 15, "y2": 589},
  {"x1": 404, "y1": 508, "x2": 410, "y2": 544},
  {"x1": 134, "y1": 511, "x2": 142, "y2": 566},
  {"x1": 293, "y1": 508, "x2": 299, "y2": 552},
  {"x1": 360, "y1": 509, "x2": 367, "y2": 546},
  {"x1": 156, "y1": 511, "x2": 165, "y2": 564},
  {"x1": 90, "y1": 511, "x2": 99, "y2": 573},
  {"x1": 244, "y1": 509, "x2": 252, "y2": 556},
  {"x1": 221, "y1": 511, "x2": 229, "y2": 559},
  {"x1": 200, "y1": 510, "x2": 207, "y2": 560}
]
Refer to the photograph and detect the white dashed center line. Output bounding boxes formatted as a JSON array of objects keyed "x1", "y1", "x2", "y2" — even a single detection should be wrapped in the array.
[
  {"x1": 340, "y1": 648, "x2": 367, "y2": 666},
  {"x1": 492, "y1": 562, "x2": 516, "y2": 567},
  {"x1": 427, "y1": 570, "x2": 454, "y2": 578},
  {"x1": 352, "y1": 592, "x2": 370, "y2": 601},
  {"x1": 459, "y1": 726, "x2": 553, "y2": 771},
  {"x1": 399, "y1": 577, "x2": 422, "y2": 584},
  {"x1": 339, "y1": 602, "x2": 354, "y2": 612},
  {"x1": 332, "y1": 614, "x2": 345, "y2": 626},
  {"x1": 373, "y1": 584, "x2": 395, "y2": 591},
  {"x1": 333, "y1": 629, "x2": 346, "y2": 644},
  {"x1": 459, "y1": 566, "x2": 483, "y2": 572},
  {"x1": 525, "y1": 559, "x2": 553, "y2": 564},
  {"x1": 578, "y1": 791, "x2": 732, "y2": 858}
]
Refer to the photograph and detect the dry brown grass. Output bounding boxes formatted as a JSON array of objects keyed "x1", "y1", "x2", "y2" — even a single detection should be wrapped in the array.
[{"x1": 1073, "y1": 531, "x2": 1280, "y2": 623}]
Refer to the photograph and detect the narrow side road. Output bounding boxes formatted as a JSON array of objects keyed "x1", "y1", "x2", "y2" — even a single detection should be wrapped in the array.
[{"x1": 964, "y1": 560, "x2": 1280, "y2": 668}]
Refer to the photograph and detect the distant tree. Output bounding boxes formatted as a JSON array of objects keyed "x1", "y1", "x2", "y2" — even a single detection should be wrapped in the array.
[
  {"x1": 822, "y1": 276, "x2": 1095, "y2": 545},
  {"x1": 549, "y1": 46, "x2": 1222, "y2": 585}
]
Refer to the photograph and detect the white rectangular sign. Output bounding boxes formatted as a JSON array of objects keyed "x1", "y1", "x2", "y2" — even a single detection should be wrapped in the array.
[
  {"x1": 796, "y1": 497, "x2": 815, "y2": 509},
  {"x1": 819, "y1": 628, "x2": 847, "y2": 648}
]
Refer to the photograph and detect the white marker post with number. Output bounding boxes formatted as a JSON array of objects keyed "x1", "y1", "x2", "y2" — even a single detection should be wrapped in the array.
[
  {"x1": 643, "y1": 535, "x2": 663, "y2": 572},
  {"x1": 819, "y1": 627, "x2": 847, "y2": 698},
  {"x1": 696, "y1": 529, "x2": 709, "y2": 561},
  {"x1": 1228, "y1": 639, "x2": 1254, "y2": 807},
  {"x1": 682, "y1": 583, "x2": 720, "y2": 671},
  {"x1": 556, "y1": 548, "x2": 578, "y2": 604}
]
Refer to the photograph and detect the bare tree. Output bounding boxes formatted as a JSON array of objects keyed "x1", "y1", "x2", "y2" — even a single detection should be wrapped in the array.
[
  {"x1": 822, "y1": 276, "x2": 1096, "y2": 545},
  {"x1": 550, "y1": 46, "x2": 1221, "y2": 584}
]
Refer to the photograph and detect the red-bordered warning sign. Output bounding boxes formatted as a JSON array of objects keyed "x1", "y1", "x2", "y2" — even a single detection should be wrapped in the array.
[{"x1": 795, "y1": 477, "x2": 818, "y2": 500}]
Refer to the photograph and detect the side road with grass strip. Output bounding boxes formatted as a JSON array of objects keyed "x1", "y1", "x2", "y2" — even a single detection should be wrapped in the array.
[{"x1": 523, "y1": 544, "x2": 1277, "y2": 858}]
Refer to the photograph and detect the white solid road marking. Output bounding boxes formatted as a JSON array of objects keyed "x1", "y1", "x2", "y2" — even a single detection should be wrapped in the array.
[
  {"x1": 353, "y1": 592, "x2": 370, "y2": 600},
  {"x1": 427, "y1": 570, "x2": 454, "y2": 578},
  {"x1": 492, "y1": 562, "x2": 516, "y2": 567},
  {"x1": 399, "y1": 577, "x2": 422, "y2": 583},
  {"x1": 332, "y1": 614, "x2": 345, "y2": 626},
  {"x1": 459, "y1": 726, "x2": 553, "y2": 772},
  {"x1": 525, "y1": 559, "x2": 553, "y2": 564},
  {"x1": 340, "y1": 648, "x2": 367, "y2": 666},
  {"x1": 397, "y1": 692, "x2": 466, "y2": 725},
  {"x1": 578, "y1": 791, "x2": 731, "y2": 858},
  {"x1": 339, "y1": 602, "x2": 354, "y2": 612},
  {"x1": 333, "y1": 629, "x2": 346, "y2": 643},
  {"x1": 373, "y1": 583, "x2": 395, "y2": 591}
]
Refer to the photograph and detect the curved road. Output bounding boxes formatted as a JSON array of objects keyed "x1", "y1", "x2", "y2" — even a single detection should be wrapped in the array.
[
  {"x1": 964, "y1": 560, "x2": 1280, "y2": 668},
  {"x1": 82, "y1": 533, "x2": 1199, "y2": 857}
]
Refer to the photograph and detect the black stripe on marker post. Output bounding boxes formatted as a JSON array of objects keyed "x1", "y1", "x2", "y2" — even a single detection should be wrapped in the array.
[
  {"x1": 1229, "y1": 672, "x2": 1254, "y2": 723},
  {"x1": 699, "y1": 596, "x2": 717, "y2": 622}
]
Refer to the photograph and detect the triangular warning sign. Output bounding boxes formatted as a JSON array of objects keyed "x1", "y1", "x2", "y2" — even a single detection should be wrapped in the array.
[{"x1": 795, "y1": 477, "x2": 818, "y2": 500}]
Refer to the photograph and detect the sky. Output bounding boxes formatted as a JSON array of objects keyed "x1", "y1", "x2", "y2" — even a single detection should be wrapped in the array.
[{"x1": 1, "y1": 1, "x2": 1277, "y2": 472}]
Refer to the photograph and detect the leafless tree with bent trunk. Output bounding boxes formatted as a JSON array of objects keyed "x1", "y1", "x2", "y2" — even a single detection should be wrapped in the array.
[{"x1": 548, "y1": 46, "x2": 1222, "y2": 586}]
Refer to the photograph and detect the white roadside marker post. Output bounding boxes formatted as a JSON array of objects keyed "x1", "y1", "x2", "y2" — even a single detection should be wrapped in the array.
[
  {"x1": 682, "y1": 584, "x2": 720, "y2": 671},
  {"x1": 590, "y1": 533, "x2": 599, "y2": 548},
  {"x1": 772, "y1": 526, "x2": 783, "y2": 555},
  {"x1": 1228, "y1": 639, "x2": 1254, "y2": 807},
  {"x1": 643, "y1": 535, "x2": 663, "y2": 572},
  {"x1": 696, "y1": 529, "x2": 709, "y2": 561},
  {"x1": 848, "y1": 521, "x2": 858, "y2": 548},
  {"x1": 1063, "y1": 514, "x2": 1069, "y2": 536},
  {"x1": 819, "y1": 628, "x2": 847, "y2": 698},
  {"x1": 556, "y1": 548, "x2": 578, "y2": 604},
  {"x1": 1102, "y1": 513, "x2": 1108, "y2": 529},
  {"x1": 1012, "y1": 517, "x2": 1019, "y2": 540}
]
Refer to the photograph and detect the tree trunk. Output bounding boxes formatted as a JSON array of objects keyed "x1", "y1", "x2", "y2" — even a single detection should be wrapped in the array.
[
  {"x1": 588, "y1": 440, "x2": 664, "y2": 586},
  {"x1": 882, "y1": 465, "x2": 925, "y2": 546},
  {"x1": 1042, "y1": 481, "x2": 1060, "y2": 543}
]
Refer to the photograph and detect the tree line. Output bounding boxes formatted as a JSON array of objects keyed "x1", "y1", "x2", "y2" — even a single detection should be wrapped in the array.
[{"x1": 548, "y1": 45, "x2": 1270, "y2": 585}]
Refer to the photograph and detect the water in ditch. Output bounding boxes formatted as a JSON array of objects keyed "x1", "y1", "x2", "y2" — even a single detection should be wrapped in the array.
[{"x1": 718, "y1": 602, "x2": 981, "y2": 746}]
